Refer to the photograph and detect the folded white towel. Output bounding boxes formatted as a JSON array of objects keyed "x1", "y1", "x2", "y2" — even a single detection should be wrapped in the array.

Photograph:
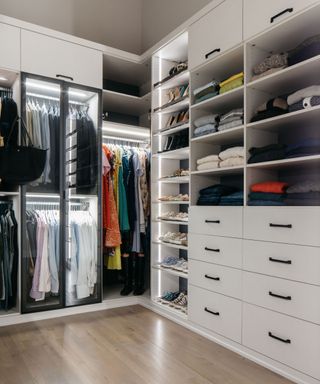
[
  {"x1": 197, "y1": 161, "x2": 220, "y2": 171},
  {"x1": 220, "y1": 157, "x2": 244, "y2": 168},
  {"x1": 287, "y1": 85, "x2": 320, "y2": 106},
  {"x1": 219, "y1": 146, "x2": 244, "y2": 160},
  {"x1": 197, "y1": 154, "x2": 220, "y2": 165}
]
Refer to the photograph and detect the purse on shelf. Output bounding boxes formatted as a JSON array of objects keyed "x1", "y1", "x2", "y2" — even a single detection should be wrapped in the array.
[{"x1": 0, "y1": 116, "x2": 47, "y2": 185}]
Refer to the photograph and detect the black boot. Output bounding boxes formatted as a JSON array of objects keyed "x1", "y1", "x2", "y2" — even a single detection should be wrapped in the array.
[
  {"x1": 120, "y1": 256, "x2": 133, "y2": 296},
  {"x1": 133, "y1": 256, "x2": 145, "y2": 296}
]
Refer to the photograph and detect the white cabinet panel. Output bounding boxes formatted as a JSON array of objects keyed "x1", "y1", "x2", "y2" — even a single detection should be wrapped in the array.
[
  {"x1": 188, "y1": 0, "x2": 243, "y2": 70},
  {"x1": 189, "y1": 285, "x2": 242, "y2": 343},
  {"x1": 0, "y1": 23, "x2": 20, "y2": 71},
  {"x1": 189, "y1": 206, "x2": 243, "y2": 238},
  {"x1": 243, "y1": 271, "x2": 320, "y2": 324},
  {"x1": 243, "y1": 303, "x2": 320, "y2": 380},
  {"x1": 244, "y1": 0, "x2": 317, "y2": 40},
  {"x1": 21, "y1": 30, "x2": 102, "y2": 88},
  {"x1": 189, "y1": 234, "x2": 242, "y2": 269},
  {"x1": 244, "y1": 207, "x2": 320, "y2": 246},
  {"x1": 243, "y1": 240, "x2": 320, "y2": 285}
]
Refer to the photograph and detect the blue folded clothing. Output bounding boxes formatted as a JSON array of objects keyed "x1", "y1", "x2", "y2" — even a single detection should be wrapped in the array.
[
  {"x1": 197, "y1": 196, "x2": 221, "y2": 206},
  {"x1": 249, "y1": 192, "x2": 286, "y2": 202},
  {"x1": 193, "y1": 123, "x2": 217, "y2": 138},
  {"x1": 286, "y1": 191, "x2": 320, "y2": 200},
  {"x1": 199, "y1": 184, "x2": 239, "y2": 196},
  {"x1": 284, "y1": 199, "x2": 320, "y2": 206},
  {"x1": 286, "y1": 138, "x2": 320, "y2": 158},
  {"x1": 248, "y1": 200, "x2": 286, "y2": 206}
]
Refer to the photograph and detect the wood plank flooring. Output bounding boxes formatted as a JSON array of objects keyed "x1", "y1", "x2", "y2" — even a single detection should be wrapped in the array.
[{"x1": 0, "y1": 305, "x2": 293, "y2": 384}]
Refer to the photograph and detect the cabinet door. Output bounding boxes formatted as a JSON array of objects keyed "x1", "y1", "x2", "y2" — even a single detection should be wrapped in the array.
[
  {"x1": 244, "y1": 0, "x2": 318, "y2": 40},
  {"x1": 21, "y1": 30, "x2": 102, "y2": 89},
  {"x1": 188, "y1": 0, "x2": 243, "y2": 70},
  {"x1": 0, "y1": 23, "x2": 20, "y2": 71}
]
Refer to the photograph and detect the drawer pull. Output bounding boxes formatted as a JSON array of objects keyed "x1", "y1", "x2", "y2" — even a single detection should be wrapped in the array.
[
  {"x1": 270, "y1": 8, "x2": 293, "y2": 23},
  {"x1": 269, "y1": 291, "x2": 292, "y2": 301},
  {"x1": 205, "y1": 274, "x2": 220, "y2": 281},
  {"x1": 56, "y1": 74, "x2": 74, "y2": 81},
  {"x1": 268, "y1": 331, "x2": 291, "y2": 344},
  {"x1": 205, "y1": 220, "x2": 220, "y2": 224},
  {"x1": 269, "y1": 223, "x2": 292, "y2": 229},
  {"x1": 205, "y1": 48, "x2": 221, "y2": 60},
  {"x1": 204, "y1": 307, "x2": 220, "y2": 316},
  {"x1": 205, "y1": 247, "x2": 220, "y2": 253},
  {"x1": 269, "y1": 257, "x2": 292, "y2": 265}
]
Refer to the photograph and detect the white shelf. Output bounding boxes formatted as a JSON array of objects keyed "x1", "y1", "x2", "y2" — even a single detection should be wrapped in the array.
[
  {"x1": 191, "y1": 125, "x2": 244, "y2": 145},
  {"x1": 191, "y1": 85, "x2": 244, "y2": 112},
  {"x1": 152, "y1": 264, "x2": 188, "y2": 279},
  {"x1": 247, "y1": 154, "x2": 320, "y2": 170},
  {"x1": 152, "y1": 299, "x2": 188, "y2": 319},
  {"x1": 191, "y1": 165, "x2": 244, "y2": 176},
  {"x1": 154, "y1": 97, "x2": 189, "y2": 114},
  {"x1": 152, "y1": 201, "x2": 190, "y2": 205},
  {"x1": 153, "y1": 123, "x2": 189, "y2": 137},
  {"x1": 154, "y1": 70, "x2": 190, "y2": 90},
  {"x1": 158, "y1": 176, "x2": 190, "y2": 184},
  {"x1": 0, "y1": 191, "x2": 19, "y2": 197},
  {"x1": 103, "y1": 89, "x2": 151, "y2": 115},
  {"x1": 153, "y1": 240, "x2": 188, "y2": 251},
  {"x1": 153, "y1": 147, "x2": 190, "y2": 160},
  {"x1": 153, "y1": 219, "x2": 189, "y2": 226}
]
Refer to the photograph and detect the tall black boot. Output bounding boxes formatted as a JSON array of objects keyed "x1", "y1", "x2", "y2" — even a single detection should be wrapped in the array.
[
  {"x1": 133, "y1": 255, "x2": 145, "y2": 296},
  {"x1": 120, "y1": 256, "x2": 133, "y2": 296}
]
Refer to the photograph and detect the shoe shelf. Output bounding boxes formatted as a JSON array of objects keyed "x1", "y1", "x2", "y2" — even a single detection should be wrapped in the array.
[
  {"x1": 152, "y1": 264, "x2": 188, "y2": 279},
  {"x1": 154, "y1": 69, "x2": 190, "y2": 90},
  {"x1": 191, "y1": 125, "x2": 244, "y2": 145},
  {"x1": 153, "y1": 97, "x2": 190, "y2": 114},
  {"x1": 0, "y1": 191, "x2": 20, "y2": 196},
  {"x1": 153, "y1": 219, "x2": 189, "y2": 226},
  {"x1": 191, "y1": 165, "x2": 244, "y2": 176},
  {"x1": 103, "y1": 89, "x2": 151, "y2": 115},
  {"x1": 153, "y1": 147, "x2": 190, "y2": 160},
  {"x1": 152, "y1": 299, "x2": 188, "y2": 319},
  {"x1": 153, "y1": 240, "x2": 188, "y2": 251},
  {"x1": 158, "y1": 176, "x2": 190, "y2": 184},
  {"x1": 153, "y1": 123, "x2": 189, "y2": 137}
]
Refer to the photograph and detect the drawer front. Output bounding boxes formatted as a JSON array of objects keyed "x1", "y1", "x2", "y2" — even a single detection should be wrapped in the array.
[
  {"x1": 243, "y1": 240, "x2": 320, "y2": 285},
  {"x1": 188, "y1": 0, "x2": 243, "y2": 70},
  {"x1": 244, "y1": 207, "x2": 320, "y2": 246},
  {"x1": 189, "y1": 260, "x2": 242, "y2": 299},
  {"x1": 189, "y1": 285, "x2": 242, "y2": 343},
  {"x1": 243, "y1": 272, "x2": 320, "y2": 324},
  {"x1": 244, "y1": 0, "x2": 318, "y2": 40},
  {"x1": 189, "y1": 206, "x2": 243, "y2": 238},
  {"x1": 190, "y1": 234, "x2": 242, "y2": 269},
  {"x1": 243, "y1": 303, "x2": 320, "y2": 380},
  {"x1": 0, "y1": 23, "x2": 20, "y2": 71}
]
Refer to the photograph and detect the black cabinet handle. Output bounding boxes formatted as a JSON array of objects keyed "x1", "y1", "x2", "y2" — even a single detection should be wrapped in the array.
[
  {"x1": 270, "y1": 8, "x2": 293, "y2": 23},
  {"x1": 56, "y1": 74, "x2": 74, "y2": 81},
  {"x1": 268, "y1": 332, "x2": 291, "y2": 344},
  {"x1": 205, "y1": 48, "x2": 221, "y2": 59},
  {"x1": 269, "y1": 257, "x2": 292, "y2": 265},
  {"x1": 269, "y1": 223, "x2": 292, "y2": 229},
  {"x1": 205, "y1": 220, "x2": 220, "y2": 224},
  {"x1": 205, "y1": 247, "x2": 220, "y2": 253},
  {"x1": 204, "y1": 307, "x2": 220, "y2": 316},
  {"x1": 205, "y1": 274, "x2": 220, "y2": 281},
  {"x1": 269, "y1": 291, "x2": 292, "y2": 301}
]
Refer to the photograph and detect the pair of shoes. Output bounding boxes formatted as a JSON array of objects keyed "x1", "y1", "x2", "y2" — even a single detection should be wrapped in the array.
[
  {"x1": 158, "y1": 211, "x2": 189, "y2": 222},
  {"x1": 169, "y1": 61, "x2": 188, "y2": 77},
  {"x1": 169, "y1": 292, "x2": 188, "y2": 312},
  {"x1": 165, "y1": 109, "x2": 189, "y2": 129},
  {"x1": 158, "y1": 194, "x2": 189, "y2": 202},
  {"x1": 157, "y1": 291, "x2": 180, "y2": 304},
  {"x1": 171, "y1": 259, "x2": 188, "y2": 273},
  {"x1": 159, "y1": 232, "x2": 188, "y2": 246},
  {"x1": 161, "y1": 128, "x2": 189, "y2": 152},
  {"x1": 167, "y1": 84, "x2": 189, "y2": 104},
  {"x1": 159, "y1": 256, "x2": 179, "y2": 268}
]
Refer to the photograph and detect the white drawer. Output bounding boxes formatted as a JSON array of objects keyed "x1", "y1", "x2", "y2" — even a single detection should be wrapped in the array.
[
  {"x1": 243, "y1": 303, "x2": 320, "y2": 380},
  {"x1": 243, "y1": 240, "x2": 320, "y2": 285},
  {"x1": 189, "y1": 285, "x2": 242, "y2": 343},
  {"x1": 189, "y1": 206, "x2": 243, "y2": 238},
  {"x1": 189, "y1": 260, "x2": 242, "y2": 299},
  {"x1": 189, "y1": 234, "x2": 242, "y2": 269},
  {"x1": 243, "y1": 272, "x2": 320, "y2": 325},
  {"x1": 244, "y1": 207, "x2": 320, "y2": 246}
]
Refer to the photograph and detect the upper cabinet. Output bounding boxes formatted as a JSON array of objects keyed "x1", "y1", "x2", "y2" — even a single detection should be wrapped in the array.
[
  {"x1": 0, "y1": 23, "x2": 20, "y2": 72},
  {"x1": 21, "y1": 30, "x2": 102, "y2": 89},
  {"x1": 243, "y1": 0, "x2": 318, "y2": 40},
  {"x1": 188, "y1": 0, "x2": 243, "y2": 70}
]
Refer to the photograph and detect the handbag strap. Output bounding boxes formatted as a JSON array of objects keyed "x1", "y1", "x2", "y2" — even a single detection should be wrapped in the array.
[{"x1": 6, "y1": 116, "x2": 34, "y2": 148}]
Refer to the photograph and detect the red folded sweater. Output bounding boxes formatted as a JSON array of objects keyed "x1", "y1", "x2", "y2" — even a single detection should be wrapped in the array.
[{"x1": 251, "y1": 181, "x2": 289, "y2": 194}]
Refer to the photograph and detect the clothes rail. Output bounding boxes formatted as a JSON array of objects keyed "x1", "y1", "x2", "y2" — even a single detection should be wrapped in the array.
[{"x1": 26, "y1": 92, "x2": 87, "y2": 106}]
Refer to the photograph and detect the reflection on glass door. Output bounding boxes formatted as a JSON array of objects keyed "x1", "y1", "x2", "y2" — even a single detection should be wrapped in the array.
[{"x1": 64, "y1": 85, "x2": 101, "y2": 306}]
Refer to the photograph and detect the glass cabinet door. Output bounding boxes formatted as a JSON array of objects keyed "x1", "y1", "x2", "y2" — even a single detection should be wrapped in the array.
[
  {"x1": 21, "y1": 74, "x2": 64, "y2": 313},
  {"x1": 64, "y1": 85, "x2": 102, "y2": 307}
]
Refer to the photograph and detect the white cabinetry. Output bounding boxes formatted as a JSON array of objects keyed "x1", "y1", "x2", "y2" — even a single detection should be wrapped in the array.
[
  {"x1": 0, "y1": 23, "x2": 20, "y2": 71},
  {"x1": 188, "y1": 0, "x2": 243, "y2": 70},
  {"x1": 21, "y1": 30, "x2": 102, "y2": 88}
]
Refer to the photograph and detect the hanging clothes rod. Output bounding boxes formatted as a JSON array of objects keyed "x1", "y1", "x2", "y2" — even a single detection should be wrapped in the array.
[
  {"x1": 26, "y1": 201, "x2": 83, "y2": 206},
  {"x1": 26, "y1": 92, "x2": 87, "y2": 106},
  {"x1": 102, "y1": 135, "x2": 148, "y2": 144}
]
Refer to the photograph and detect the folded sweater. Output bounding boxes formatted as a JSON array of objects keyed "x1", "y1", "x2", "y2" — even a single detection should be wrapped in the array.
[
  {"x1": 199, "y1": 184, "x2": 239, "y2": 196},
  {"x1": 197, "y1": 154, "x2": 220, "y2": 165},
  {"x1": 194, "y1": 124, "x2": 217, "y2": 137},
  {"x1": 219, "y1": 146, "x2": 244, "y2": 160},
  {"x1": 219, "y1": 72, "x2": 244, "y2": 87},
  {"x1": 197, "y1": 161, "x2": 219, "y2": 171},
  {"x1": 251, "y1": 181, "x2": 289, "y2": 194},
  {"x1": 287, "y1": 180, "x2": 320, "y2": 194},
  {"x1": 218, "y1": 119, "x2": 243, "y2": 131},
  {"x1": 194, "y1": 114, "x2": 219, "y2": 128},
  {"x1": 253, "y1": 53, "x2": 288, "y2": 75},
  {"x1": 220, "y1": 157, "x2": 244, "y2": 168},
  {"x1": 287, "y1": 85, "x2": 320, "y2": 106}
]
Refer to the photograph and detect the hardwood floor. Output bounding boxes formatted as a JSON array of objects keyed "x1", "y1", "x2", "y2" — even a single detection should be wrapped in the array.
[{"x1": 0, "y1": 305, "x2": 293, "y2": 384}]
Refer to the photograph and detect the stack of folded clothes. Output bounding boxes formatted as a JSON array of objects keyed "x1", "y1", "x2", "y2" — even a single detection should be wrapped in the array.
[
  {"x1": 218, "y1": 108, "x2": 243, "y2": 131},
  {"x1": 251, "y1": 97, "x2": 288, "y2": 122},
  {"x1": 287, "y1": 85, "x2": 320, "y2": 112},
  {"x1": 248, "y1": 144, "x2": 287, "y2": 164},
  {"x1": 219, "y1": 146, "x2": 244, "y2": 168},
  {"x1": 197, "y1": 184, "x2": 240, "y2": 206},
  {"x1": 288, "y1": 34, "x2": 320, "y2": 67},
  {"x1": 193, "y1": 114, "x2": 219, "y2": 137},
  {"x1": 285, "y1": 180, "x2": 320, "y2": 206},
  {"x1": 219, "y1": 72, "x2": 244, "y2": 94},
  {"x1": 194, "y1": 80, "x2": 220, "y2": 103},
  {"x1": 196, "y1": 154, "x2": 220, "y2": 171},
  {"x1": 285, "y1": 138, "x2": 320, "y2": 158},
  {"x1": 220, "y1": 191, "x2": 244, "y2": 206},
  {"x1": 252, "y1": 53, "x2": 288, "y2": 81},
  {"x1": 248, "y1": 181, "x2": 288, "y2": 206}
]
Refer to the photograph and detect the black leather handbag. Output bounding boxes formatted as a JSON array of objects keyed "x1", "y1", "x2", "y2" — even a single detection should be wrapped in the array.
[{"x1": 0, "y1": 116, "x2": 47, "y2": 184}]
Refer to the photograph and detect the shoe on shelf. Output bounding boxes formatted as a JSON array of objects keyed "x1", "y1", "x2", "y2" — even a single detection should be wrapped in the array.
[
  {"x1": 160, "y1": 256, "x2": 179, "y2": 268},
  {"x1": 169, "y1": 292, "x2": 188, "y2": 309},
  {"x1": 172, "y1": 259, "x2": 188, "y2": 273},
  {"x1": 159, "y1": 291, "x2": 180, "y2": 304}
]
